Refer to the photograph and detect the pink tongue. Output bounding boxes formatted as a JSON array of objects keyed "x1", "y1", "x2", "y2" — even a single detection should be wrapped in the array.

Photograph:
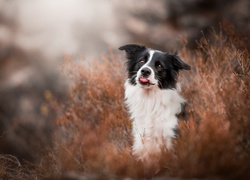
[{"x1": 139, "y1": 77, "x2": 149, "y2": 83}]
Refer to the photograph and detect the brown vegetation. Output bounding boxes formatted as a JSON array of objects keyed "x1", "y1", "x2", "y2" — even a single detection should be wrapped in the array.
[{"x1": 1, "y1": 28, "x2": 250, "y2": 179}]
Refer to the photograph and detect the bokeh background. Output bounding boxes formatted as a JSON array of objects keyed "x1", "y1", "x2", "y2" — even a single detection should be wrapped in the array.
[{"x1": 0, "y1": 0, "x2": 250, "y2": 179}]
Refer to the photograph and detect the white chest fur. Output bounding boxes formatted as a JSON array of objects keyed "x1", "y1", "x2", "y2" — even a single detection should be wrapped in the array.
[{"x1": 125, "y1": 80, "x2": 185, "y2": 160}]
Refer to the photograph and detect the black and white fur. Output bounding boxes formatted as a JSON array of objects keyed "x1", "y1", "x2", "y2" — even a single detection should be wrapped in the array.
[{"x1": 119, "y1": 44, "x2": 190, "y2": 161}]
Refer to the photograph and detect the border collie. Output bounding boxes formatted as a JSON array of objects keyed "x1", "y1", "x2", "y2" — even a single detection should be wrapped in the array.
[{"x1": 119, "y1": 44, "x2": 190, "y2": 162}]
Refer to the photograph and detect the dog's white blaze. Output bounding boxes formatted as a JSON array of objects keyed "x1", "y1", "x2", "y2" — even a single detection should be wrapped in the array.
[
  {"x1": 125, "y1": 80, "x2": 186, "y2": 161},
  {"x1": 145, "y1": 50, "x2": 155, "y2": 65}
]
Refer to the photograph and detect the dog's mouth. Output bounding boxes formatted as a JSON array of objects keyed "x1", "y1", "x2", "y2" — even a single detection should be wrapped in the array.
[{"x1": 139, "y1": 76, "x2": 155, "y2": 86}]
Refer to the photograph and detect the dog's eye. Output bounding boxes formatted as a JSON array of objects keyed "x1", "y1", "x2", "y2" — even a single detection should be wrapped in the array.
[
  {"x1": 139, "y1": 59, "x2": 146, "y2": 64},
  {"x1": 156, "y1": 62, "x2": 163, "y2": 69}
]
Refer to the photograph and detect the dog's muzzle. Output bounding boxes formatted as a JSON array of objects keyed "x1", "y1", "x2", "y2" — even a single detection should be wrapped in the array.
[{"x1": 138, "y1": 67, "x2": 155, "y2": 86}]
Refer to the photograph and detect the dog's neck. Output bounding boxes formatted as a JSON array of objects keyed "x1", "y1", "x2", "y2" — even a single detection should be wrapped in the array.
[{"x1": 124, "y1": 80, "x2": 185, "y2": 121}]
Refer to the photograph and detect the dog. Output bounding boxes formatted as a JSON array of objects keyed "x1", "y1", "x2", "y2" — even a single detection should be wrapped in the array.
[{"x1": 119, "y1": 44, "x2": 190, "y2": 162}]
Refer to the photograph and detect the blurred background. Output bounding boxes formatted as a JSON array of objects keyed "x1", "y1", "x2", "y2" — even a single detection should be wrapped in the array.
[{"x1": 0, "y1": 0, "x2": 249, "y2": 163}]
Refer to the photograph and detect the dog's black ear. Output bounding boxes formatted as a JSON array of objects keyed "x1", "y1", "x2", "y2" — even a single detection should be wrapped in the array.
[
  {"x1": 119, "y1": 44, "x2": 146, "y2": 53},
  {"x1": 171, "y1": 54, "x2": 191, "y2": 71},
  {"x1": 119, "y1": 44, "x2": 146, "y2": 59}
]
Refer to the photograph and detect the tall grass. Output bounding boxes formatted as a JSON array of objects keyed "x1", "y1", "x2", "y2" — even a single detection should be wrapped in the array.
[
  {"x1": 1, "y1": 29, "x2": 250, "y2": 179},
  {"x1": 175, "y1": 29, "x2": 250, "y2": 179}
]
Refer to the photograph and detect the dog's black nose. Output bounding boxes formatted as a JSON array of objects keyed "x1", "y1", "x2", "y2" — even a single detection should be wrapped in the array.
[{"x1": 141, "y1": 67, "x2": 151, "y2": 77}]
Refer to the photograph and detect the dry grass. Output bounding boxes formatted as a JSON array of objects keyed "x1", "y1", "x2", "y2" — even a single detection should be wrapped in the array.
[
  {"x1": 1, "y1": 28, "x2": 250, "y2": 179},
  {"x1": 175, "y1": 28, "x2": 250, "y2": 179}
]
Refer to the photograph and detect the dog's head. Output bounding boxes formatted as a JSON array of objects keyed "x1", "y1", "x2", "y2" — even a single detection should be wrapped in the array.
[{"x1": 119, "y1": 44, "x2": 191, "y2": 90}]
